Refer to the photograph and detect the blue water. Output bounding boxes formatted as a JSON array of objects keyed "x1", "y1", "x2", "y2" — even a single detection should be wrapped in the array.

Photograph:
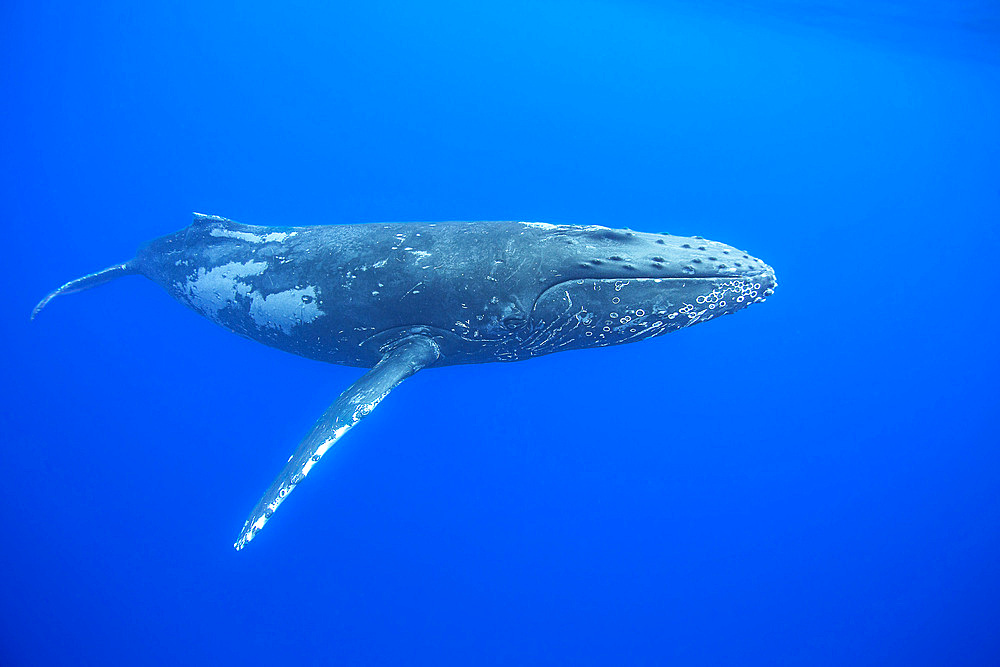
[{"x1": 3, "y1": 1, "x2": 999, "y2": 664}]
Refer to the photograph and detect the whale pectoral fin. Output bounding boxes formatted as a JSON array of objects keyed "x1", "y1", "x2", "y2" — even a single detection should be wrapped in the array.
[{"x1": 233, "y1": 335, "x2": 440, "y2": 551}]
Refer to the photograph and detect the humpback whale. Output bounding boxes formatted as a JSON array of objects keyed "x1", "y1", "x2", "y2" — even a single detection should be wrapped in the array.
[{"x1": 33, "y1": 214, "x2": 777, "y2": 550}]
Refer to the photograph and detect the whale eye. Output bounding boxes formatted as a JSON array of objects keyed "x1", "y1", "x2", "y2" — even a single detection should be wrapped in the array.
[{"x1": 502, "y1": 314, "x2": 527, "y2": 330}]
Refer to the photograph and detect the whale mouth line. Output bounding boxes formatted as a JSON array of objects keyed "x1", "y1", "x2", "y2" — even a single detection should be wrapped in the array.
[
  {"x1": 545, "y1": 272, "x2": 774, "y2": 292},
  {"x1": 531, "y1": 273, "x2": 776, "y2": 321}
]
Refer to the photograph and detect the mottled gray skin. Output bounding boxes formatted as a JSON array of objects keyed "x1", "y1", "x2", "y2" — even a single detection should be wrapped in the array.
[
  {"x1": 136, "y1": 214, "x2": 776, "y2": 368},
  {"x1": 35, "y1": 213, "x2": 776, "y2": 549}
]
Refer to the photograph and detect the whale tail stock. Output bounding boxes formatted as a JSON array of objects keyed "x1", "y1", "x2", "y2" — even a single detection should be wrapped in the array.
[{"x1": 31, "y1": 261, "x2": 139, "y2": 321}]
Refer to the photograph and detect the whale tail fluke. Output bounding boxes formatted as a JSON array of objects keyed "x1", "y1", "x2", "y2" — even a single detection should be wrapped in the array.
[{"x1": 31, "y1": 261, "x2": 139, "y2": 321}]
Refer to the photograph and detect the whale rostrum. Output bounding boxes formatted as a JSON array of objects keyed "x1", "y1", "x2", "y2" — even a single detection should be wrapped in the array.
[{"x1": 34, "y1": 214, "x2": 777, "y2": 549}]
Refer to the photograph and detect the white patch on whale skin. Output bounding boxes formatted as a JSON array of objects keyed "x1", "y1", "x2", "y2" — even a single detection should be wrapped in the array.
[
  {"x1": 183, "y1": 260, "x2": 268, "y2": 318},
  {"x1": 249, "y1": 285, "x2": 322, "y2": 334},
  {"x1": 181, "y1": 261, "x2": 323, "y2": 334},
  {"x1": 519, "y1": 221, "x2": 614, "y2": 233},
  {"x1": 210, "y1": 228, "x2": 296, "y2": 244}
]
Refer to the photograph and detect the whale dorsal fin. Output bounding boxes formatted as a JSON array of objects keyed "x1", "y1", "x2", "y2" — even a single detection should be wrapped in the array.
[
  {"x1": 191, "y1": 212, "x2": 237, "y2": 225},
  {"x1": 233, "y1": 335, "x2": 440, "y2": 550}
]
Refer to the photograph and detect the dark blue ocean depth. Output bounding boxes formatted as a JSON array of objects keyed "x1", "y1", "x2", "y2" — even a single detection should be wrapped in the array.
[{"x1": 3, "y1": 1, "x2": 999, "y2": 665}]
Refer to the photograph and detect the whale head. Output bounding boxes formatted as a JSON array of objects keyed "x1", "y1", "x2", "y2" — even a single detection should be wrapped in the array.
[{"x1": 518, "y1": 225, "x2": 776, "y2": 357}]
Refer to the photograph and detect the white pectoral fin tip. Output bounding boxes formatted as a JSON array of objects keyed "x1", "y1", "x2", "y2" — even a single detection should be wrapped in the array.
[
  {"x1": 234, "y1": 506, "x2": 278, "y2": 551},
  {"x1": 31, "y1": 262, "x2": 138, "y2": 321},
  {"x1": 232, "y1": 423, "x2": 356, "y2": 551}
]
